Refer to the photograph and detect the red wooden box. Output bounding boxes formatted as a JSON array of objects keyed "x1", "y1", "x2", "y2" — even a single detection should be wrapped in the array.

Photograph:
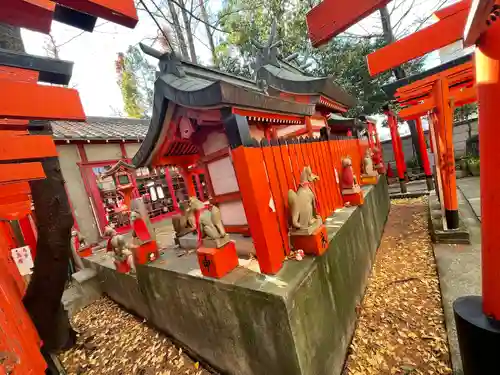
[
  {"x1": 290, "y1": 225, "x2": 328, "y2": 256},
  {"x1": 134, "y1": 240, "x2": 159, "y2": 265},
  {"x1": 342, "y1": 191, "x2": 364, "y2": 206},
  {"x1": 197, "y1": 241, "x2": 239, "y2": 278},
  {"x1": 77, "y1": 246, "x2": 93, "y2": 258}
]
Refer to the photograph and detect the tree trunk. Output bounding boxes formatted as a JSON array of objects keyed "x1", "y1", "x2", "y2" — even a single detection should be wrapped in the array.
[
  {"x1": 0, "y1": 22, "x2": 76, "y2": 353},
  {"x1": 198, "y1": 0, "x2": 217, "y2": 64},
  {"x1": 166, "y1": 0, "x2": 190, "y2": 60},
  {"x1": 179, "y1": 0, "x2": 198, "y2": 64},
  {"x1": 379, "y1": 6, "x2": 423, "y2": 169}
]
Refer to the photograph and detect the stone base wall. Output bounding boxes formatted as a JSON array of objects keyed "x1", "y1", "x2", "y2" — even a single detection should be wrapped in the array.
[{"x1": 84, "y1": 178, "x2": 390, "y2": 375}]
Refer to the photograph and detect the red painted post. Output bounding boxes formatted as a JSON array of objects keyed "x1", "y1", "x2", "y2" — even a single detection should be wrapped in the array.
[
  {"x1": 414, "y1": 117, "x2": 434, "y2": 190},
  {"x1": 385, "y1": 109, "x2": 407, "y2": 193},
  {"x1": 18, "y1": 216, "x2": 37, "y2": 259},
  {"x1": 475, "y1": 22, "x2": 500, "y2": 320}
]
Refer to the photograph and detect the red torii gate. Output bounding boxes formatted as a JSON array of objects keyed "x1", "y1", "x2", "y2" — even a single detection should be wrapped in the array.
[
  {"x1": 0, "y1": 0, "x2": 139, "y2": 372},
  {"x1": 307, "y1": 0, "x2": 500, "y2": 372}
]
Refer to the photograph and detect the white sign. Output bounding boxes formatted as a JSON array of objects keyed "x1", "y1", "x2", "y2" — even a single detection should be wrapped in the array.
[
  {"x1": 334, "y1": 168, "x2": 340, "y2": 184},
  {"x1": 11, "y1": 246, "x2": 34, "y2": 276}
]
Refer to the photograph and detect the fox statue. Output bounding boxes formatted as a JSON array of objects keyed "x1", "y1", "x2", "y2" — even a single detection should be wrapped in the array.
[{"x1": 288, "y1": 166, "x2": 320, "y2": 230}]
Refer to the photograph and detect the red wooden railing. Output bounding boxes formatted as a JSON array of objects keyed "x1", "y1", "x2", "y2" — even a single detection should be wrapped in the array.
[{"x1": 232, "y1": 136, "x2": 363, "y2": 275}]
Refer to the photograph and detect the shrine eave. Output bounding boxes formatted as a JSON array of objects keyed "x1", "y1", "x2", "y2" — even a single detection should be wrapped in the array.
[
  {"x1": 257, "y1": 64, "x2": 356, "y2": 108},
  {"x1": 0, "y1": 48, "x2": 73, "y2": 85},
  {"x1": 381, "y1": 54, "x2": 473, "y2": 98},
  {"x1": 156, "y1": 75, "x2": 314, "y2": 116}
]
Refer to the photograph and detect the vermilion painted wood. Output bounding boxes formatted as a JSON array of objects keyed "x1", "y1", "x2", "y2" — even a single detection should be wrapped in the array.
[
  {"x1": 306, "y1": 0, "x2": 391, "y2": 47},
  {"x1": 415, "y1": 117, "x2": 432, "y2": 177},
  {"x1": 328, "y1": 140, "x2": 343, "y2": 208},
  {"x1": 315, "y1": 140, "x2": 333, "y2": 217},
  {"x1": 261, "y1": 145, "x2": 290, "y2": 255},
  {"x1": 19, "y1": 216, "x2": 37, "y2": 260},
  {"x1": 434, "y1": 78, "x2": 458, "y2": 212},
  {"x1": 232, "y1": 146, "x2": 285, "y2": 274},
  {"x1": 277, "y1": 142, "x2": 296, "y2": 191},
  {"x1": 56, "y1": 0, "x2": 138, "y2": 28},
  {"x1": 0, "y1": 183, "x2": 30, "y2": 199},
  {"x1": 366, "y1": 8, "x2": 469, "y2": 76},
  {"x1": 288, "y1": 141, "x2": 303, "y2": 187},
  {"x1": 435, "y1": 0, "x2": 471, "y2": 20},
  {"x1": 0, "y1": 66, "x2": 39, "y2": 83},
  {"x1": 0, "y1": 134, "x2": 57, "y2": 160},
  {"x1": 0, "y1": 200, "x2": 32, "y2": 220},
  {"x1": 475, "y1": 20, "x2": 500, "y2": 318},
  {"x1": 0, "y1": 163, "x2": 45, "y2": 184},
  {"x1": 0, "y1": 80, "x2": 85, "y2": 120},
  {"x1": 0, "y1": 0, "x2": 54, "y2": 33}
]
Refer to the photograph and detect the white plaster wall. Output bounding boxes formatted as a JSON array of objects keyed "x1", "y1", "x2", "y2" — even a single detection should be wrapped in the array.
[
  {"x1": 276, "y1": 124, "x2": 305, "y2": 137},
  {"x1": 202, "y1": 132, "x2": 228, "y2": 155},
  {"x1": 207, "y1": 156, "x2": 239, "y2": 195},
  {"x1": 125, "y1": 142, "x2": 141, "y2": 159},
  {"x1": 84, "y1": 143, "x2": 122, "y2": 162},
  {"x1": 311, "y1": 117, "x2": 326, "y2": 128},
  {"x1": 219, "y1": 200, "x2": 248, "y2": 225},
  {"x1": 249, "y1": 126, "x2": 265, "y2": 141},
  {"x1": 56, "y1": 145, "x2": 99, "y2": 243}
]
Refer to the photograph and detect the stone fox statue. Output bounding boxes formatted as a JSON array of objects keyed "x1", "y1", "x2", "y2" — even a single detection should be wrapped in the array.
[
  {"x1": 288, "y1": 166, "x2": 320, "y2": 230},
  {"x1": 172, "y1": 200, "x2": 196, "y2": 237},
  {"x1": 189, "y1": 197, "x2": 226, "y2": 239}
]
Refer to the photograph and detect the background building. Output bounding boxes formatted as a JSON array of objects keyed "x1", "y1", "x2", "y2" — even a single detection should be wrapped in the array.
[{"x1": 53, "y1": 117, "x2": 209, "y2": 243}]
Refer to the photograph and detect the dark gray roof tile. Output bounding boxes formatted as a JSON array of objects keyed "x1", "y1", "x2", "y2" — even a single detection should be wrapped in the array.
[{"x1": 51, "y1": 116, "x2": 149, "y2": 141}]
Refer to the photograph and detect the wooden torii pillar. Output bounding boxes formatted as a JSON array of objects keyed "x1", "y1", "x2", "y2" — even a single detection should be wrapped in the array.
[{"x1": 452, "y1": 2, "x2": 500, "y2": 373}]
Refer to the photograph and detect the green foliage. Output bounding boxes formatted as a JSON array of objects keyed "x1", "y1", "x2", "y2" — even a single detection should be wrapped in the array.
[
  {"x1": 216, "y1": 0, "x2": 424, "y2": 116},
  {"x1": 116, "y1": 45, "x2": 156, "y2": 118},
  {"x1": 454, "y1": 103, "x2": 478, "y2": 122}
]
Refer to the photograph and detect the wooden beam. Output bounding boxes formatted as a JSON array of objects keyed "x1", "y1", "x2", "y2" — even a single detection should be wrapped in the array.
[
  {"x1": 0, "y1": 200, "x2": 33, "y2": 221},
  {"x1": 232, "y1": 108, "x2": 304, "y2": 123},
  {"x1": 0, "y1": 182, "x2": 31, "y2": 199},
  {"x1": 0, "y1": 0, "x2": 54, "y2": 33},
  {"x1": 0, "y1": 66, "x2": 39, "y2": 83},
  {"x1": 0, "y1": 134, "x2": 57, "y2": 160},
  {"x1": 56, "y1": 0, "x2": 139, "y2": 28},
  {"x1": 367, "y1": 8, "x2": 468, "y2": 76},
  {"x1": 155, "y1": 154, "x2": 199, "y2": 167},
  {"x1": 0, "y1": 162, "x2": 45, "y2": 184},
  {"x1": 434, "y1": 0, "x2": 471, "y2": 20},
  {"x1": 464, "y1": 0, "x2": 496, "y2": 47},
  {"x1": 306, "y1": 0, "x2": 391, "y2": 47},
  {"x1": 0, "y1": 80, "x2": 85, "y2": 120}
]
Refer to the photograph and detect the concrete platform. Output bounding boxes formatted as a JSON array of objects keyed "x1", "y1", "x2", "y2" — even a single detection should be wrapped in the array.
[
  {"x1": 432, "y1": 187, "x2": 481, "y2": 375},
  {"x1": 83, "y1": 179, "x2": 390, "y2": 375},
  {"x1": 457, "y1": 177, "x2": 481, "y2": 221}
]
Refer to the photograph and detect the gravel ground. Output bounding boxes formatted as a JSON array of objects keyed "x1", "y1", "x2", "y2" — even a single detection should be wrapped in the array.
[
  {"x1": 59, "y1": 298, "x2": 215, "y2": 375},
  {"x1": 344, "y1": 198, "x2": 453, "y2": 375}
]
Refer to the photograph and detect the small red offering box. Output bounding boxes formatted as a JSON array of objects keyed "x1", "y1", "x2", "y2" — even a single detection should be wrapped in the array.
[
  {"x1": 343, "y1": 191, "x2": 364, "y2": 206},
  {"x1": 134, "y1": 240, "x2": 159, "y2": 265},
  {"x1": 360, "y1": 175, "x2": 378, "y2": 185},
  {"x1": 197, "y1": 241, "x2": 239, "y2": 278},
  {"x1": 78, "y1": 246, "x2": 93, "y2": 258},
  {"x1": 291, "y1": 225, "x2": 328, "y2": 256}
]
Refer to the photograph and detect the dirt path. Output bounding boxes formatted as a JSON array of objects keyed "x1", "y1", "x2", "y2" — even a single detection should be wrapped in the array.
[
  {"x1": 344, "y1": 198, "x2": 452, "y2": 375},
  {"x1": 59, "y1": 298, "x2": 215, "y2": 375}
]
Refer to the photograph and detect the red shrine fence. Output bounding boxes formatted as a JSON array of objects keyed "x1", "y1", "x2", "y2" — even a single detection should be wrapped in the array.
[{"x1": 232, "y1": 136, "x2": 368, "y2": 274}]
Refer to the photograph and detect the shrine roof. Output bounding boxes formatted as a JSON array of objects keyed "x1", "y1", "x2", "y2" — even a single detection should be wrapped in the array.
[
  {"x1": 52, "y1": 117, "x2": 148, "y2": 141},
  {"x1": 141, "y1": 44, "x2": 314, "y2": 116},
  {"x1": 327, "y1": 114, "x2": 364, "y2": 130},
  {"x1": 381, "y1": 53, "x2": 473, "y2": 98},
  {"x1": 257, "y1": 63, "x2": 356, "y2": 108}
]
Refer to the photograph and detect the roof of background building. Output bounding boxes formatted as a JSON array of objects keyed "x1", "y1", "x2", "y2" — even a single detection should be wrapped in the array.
[{"x1": 52, "y1": 117, "x2": 149, "y2": 141}]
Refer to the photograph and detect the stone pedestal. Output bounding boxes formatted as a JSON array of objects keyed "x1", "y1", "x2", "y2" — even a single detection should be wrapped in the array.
[
  {"x1": 134, "y1": 240, "x2": 159, "y2": 265},
  {"x1": 342, "y1": 190, "x2": 364, "y2": 206},
  {"x1": 202, "y1": 234, "x2": 230, "y2": 249},
  {"x1": 290, "y1": 224, "x2": 328, "y2": 256},
  {"x1": 178, "y1": 233, "x2": 199, "y2": 249},
  {"x1": 197, "y1": 241, "x2": 239, "y2": 278}
]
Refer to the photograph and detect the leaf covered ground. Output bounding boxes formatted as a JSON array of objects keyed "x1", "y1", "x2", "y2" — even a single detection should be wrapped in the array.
[
  {"x1": 59, "y1": 298, "x2": 215, "y2": 375},
  {"x1": 344, "y1": 198, "x2": 452, "y2": 375}
]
